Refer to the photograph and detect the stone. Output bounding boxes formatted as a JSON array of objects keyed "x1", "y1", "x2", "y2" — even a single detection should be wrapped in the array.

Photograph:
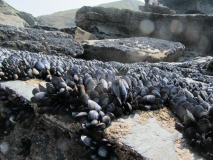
[
  {"x1": 76, "y1": 6, "x2": 213, "y2": 53},
  {"x1": 81, "y1": 37, "x2": 185, "y2": 63},
  {"x1": 139, "y1": 4, "x2": 176, "y2": 14},
  {"x1": 69, "y1": 27, "x2": 98, "y2": 43},
  {"x1": 158, "y1": 0, "x2": 213, "y2": 14},
  {"x1": 0, "y1": 24, "x2": 84, "y2": 57}
]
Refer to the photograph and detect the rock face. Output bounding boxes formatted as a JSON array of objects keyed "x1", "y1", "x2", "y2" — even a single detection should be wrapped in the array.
[
  {"x1": 158, "y1": 0, "x2": 213, "y2": 14},
  {"x1": 81, "y1": 37, "x2": 185, "y2": 63},
  {"x1": 0, "y1": 0, "x2": 40, "y2": 27},
  {"x1": 0, "y1": 24, "x2": 84, "y2": 57},
  {"x1": 139, "y1": 4, "x2": 176, "y2": 14},
  {"x1": 76, "y1": 6, "x2": 213, "y2": 53}
]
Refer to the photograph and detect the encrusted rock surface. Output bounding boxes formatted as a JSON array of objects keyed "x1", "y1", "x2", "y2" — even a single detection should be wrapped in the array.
[
  {"x1": 81, "y1": 37, "x2": 185, "y2": 63},
  {"x1": 0, "y1": 24, "x2": 84, "y2": 57},
  {"x1": 76, "y1": 6, "x2": 213, "y2": 53}
]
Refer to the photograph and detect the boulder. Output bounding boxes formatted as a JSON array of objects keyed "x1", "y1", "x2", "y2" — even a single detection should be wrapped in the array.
[
  {"x1": 139, "y1": 4, "x2": 176, "y2": 14},
  {"x1": 76, "y1": 6, "x2": 213, "y2": 53},
  {"x1": 80, "y1": 37, "x2": 185, "y2": 63},
  {"x1": 0, "y1": 24, "x2": 84, "y2": 57},
  {"x1": 158, "y1": 0, "x2": 213, "y2": 14}
]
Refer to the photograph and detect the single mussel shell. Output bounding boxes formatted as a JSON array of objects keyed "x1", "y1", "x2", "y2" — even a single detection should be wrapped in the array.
[
  {"x1": 102, "y1": 115, "x2": 111, "y2": 125},
  {"x1": 175, "y1": 122, "x2": 184, "y2": 133},
  {"x1": 32, "y1": 88, "x2": 40, "y2": 95},
  {"x1": 74, "y1": 112, "x2": 88, "y2": 121},
  {"x1": 95, "y1": 123, "x2": 106, "y2": 130},
  {"x1": 32, "y1": 68, "x2": 39, "y2": 76},
  {"x1": 34, "y1": 92, "x2": 46, "y2": 101},
  {"x1": 106, "y1": 112, "x2": 115, "y2": 121},
  {"x1": 88, "y1": 100, "x2": 101, "y2": 111},
  {"x1": 99, "y1": 111, "x2": 105, "y2": 118},
  {"x1": 81, "y1": 135, "x2": 91, "y2": 146},
  {"x1": 98, "y1": 145, "x2": 108, "y2": 158},
  {"x1": 184, "y1": 110, "x2": 197, "y2": 127},
  {"x1": 88, "y1": 110, "x2": 99, "y2": 121},
  {"x1": 35, "y1": 61, "x2": 45, "y2": 71},
  {"x1": 142, "y1": 95, "x2": 155, "y2": 104}
]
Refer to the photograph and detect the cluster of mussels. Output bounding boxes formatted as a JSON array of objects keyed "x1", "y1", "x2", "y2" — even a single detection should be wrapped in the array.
[
  {"x1": 0, "y1": 85, "x2": 35, "y2": 137},
  {"x1": 0, "y1": 48, "x2": 213, "y2": 159}
]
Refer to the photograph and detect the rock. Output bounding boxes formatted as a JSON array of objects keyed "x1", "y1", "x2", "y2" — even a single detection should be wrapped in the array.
[
  {"x1": 104, "y1": 109, "x2": 205, "y2": 160},
  {"x1": 158, "y1": 0, "x2": 213, "y2": 14},
  {"x1": 0, "y1": 24, "x2": 84, "y2": 57},
  {"x1": 66, "y1": 27, "x2": 98, "y2": 43},
  {"x1": 81, "y1": 37, "x2": 184, "y2": 63},
  {"x1": 76, "y1": 6, "x2": 213, "y2": 53},
  {"x1": 139, "y1": 4, "x2": 176, "y2": 14}
]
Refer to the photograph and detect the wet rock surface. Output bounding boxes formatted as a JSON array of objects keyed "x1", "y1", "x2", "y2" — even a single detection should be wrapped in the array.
[
  {"x1": 0, "y1": 24, "x2": 84, "y2": 57},
  {"x1": 76, "y1": 6, "x2": 213, "y2": 53},
  {"x1": 81, "y1": 37, "x2": 184, "y2": 63}
]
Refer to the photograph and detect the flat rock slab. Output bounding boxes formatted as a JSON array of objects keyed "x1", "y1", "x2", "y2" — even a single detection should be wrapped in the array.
[
  {"x1": 0, "y1": 24, "x2": 84, "y2": 57},
  {"x1": 81, "y1": 37, "x2": 185, "y2": 63}
]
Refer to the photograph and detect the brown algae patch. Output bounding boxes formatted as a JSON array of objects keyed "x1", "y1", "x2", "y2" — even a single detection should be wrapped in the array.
[
  {"x1": 23, "y1": 79, "x2": 46, "y2": 87},
  {"x1": 104, "y1": 120, "x2": 133, "y2": 142},
  {"x1": 136, "y1": 108, "x2": 177, "y2": 133}
]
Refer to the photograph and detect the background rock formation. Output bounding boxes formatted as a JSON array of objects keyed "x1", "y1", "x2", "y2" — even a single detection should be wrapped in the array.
[
  {"x1": 76, "y1": 6, "x2": 213, "y2": 54},
  {"x1": 158, "y1": 0, "x2": 213, "y2": 14},
  {"x1": 37, "y1": 0, "x2": 144, "y2": 28}
]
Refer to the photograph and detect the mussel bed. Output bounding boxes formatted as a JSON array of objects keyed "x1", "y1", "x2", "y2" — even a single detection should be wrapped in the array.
[{"x1": 0, "y1": 48, "x2": 213, "y2": 159}]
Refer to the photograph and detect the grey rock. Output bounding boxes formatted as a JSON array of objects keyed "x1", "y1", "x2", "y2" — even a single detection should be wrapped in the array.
[{"x1": 81, "y1": 37, "x2": 184, "y2": 63}]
